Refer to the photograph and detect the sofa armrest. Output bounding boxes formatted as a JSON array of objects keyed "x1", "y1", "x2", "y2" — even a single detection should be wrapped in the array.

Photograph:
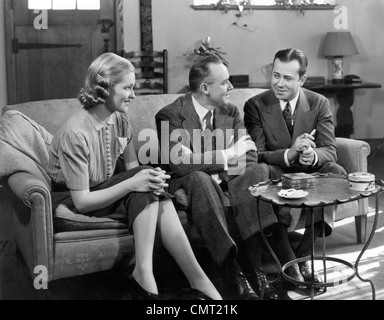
[
  {"x1": 7, "y1": 172, "x2": 55, "y2": 281},
  {"x1": 8, "y1": 172, "x2": 51, "y2": 207},
  {"x1": 335, "y1": 137, "x2": 371, "y2": 243},
  {"x1": 336, "y1": 137, "x2": 370, "y2": 174}
]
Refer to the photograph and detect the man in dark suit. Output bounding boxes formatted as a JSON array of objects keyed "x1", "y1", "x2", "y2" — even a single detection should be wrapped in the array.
[
  {"x1": 155, "y1": 55, "x2": 280, "y2": 300},
  {"x1": 244, "y1": 48, "x2": 347, "y2": 286}
]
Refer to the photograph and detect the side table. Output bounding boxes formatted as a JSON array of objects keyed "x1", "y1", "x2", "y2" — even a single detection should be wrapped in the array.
[{"x1": 249, "y1": 173, "x2": 384, "y2": 300}]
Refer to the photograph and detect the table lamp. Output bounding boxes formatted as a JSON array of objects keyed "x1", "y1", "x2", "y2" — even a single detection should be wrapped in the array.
[{"x1": 321, "y1": 31, "x2": 359, "y2": 83}]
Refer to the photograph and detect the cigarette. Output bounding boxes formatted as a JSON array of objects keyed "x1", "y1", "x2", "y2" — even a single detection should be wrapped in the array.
[
  {"x1": 229, "y1": 135, "x2": 234, "y2": 146},
  {"x1": 310, "y1": 129, "x2": 316, "y2": 136}
]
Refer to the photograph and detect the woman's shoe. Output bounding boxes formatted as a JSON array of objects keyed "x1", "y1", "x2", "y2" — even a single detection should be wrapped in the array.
[
  {"x1": 129, "y1": 276, "x2": 167, "y2": 300},
  {"x1": 181, "y1": 288, "x2": 213, "y2": 300}
]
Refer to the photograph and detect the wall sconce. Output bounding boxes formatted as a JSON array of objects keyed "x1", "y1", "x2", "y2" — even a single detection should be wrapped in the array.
[{"x1": 321, "y1": 31, "x2": 359, "y2": 83}]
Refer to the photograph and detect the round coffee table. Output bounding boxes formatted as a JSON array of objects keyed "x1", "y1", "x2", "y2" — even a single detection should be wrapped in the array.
[{"x1": 249, "y1": 173, "x2": 384, "y2": 300}]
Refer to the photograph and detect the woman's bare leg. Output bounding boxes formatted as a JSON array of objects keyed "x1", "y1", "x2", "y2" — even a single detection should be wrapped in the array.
[
  {"x1": 158, "y1": 200, "x2": 222, "y2": 300},
  {"x1": 132, "y1": 201, "x2": 159, "y2": 294}
]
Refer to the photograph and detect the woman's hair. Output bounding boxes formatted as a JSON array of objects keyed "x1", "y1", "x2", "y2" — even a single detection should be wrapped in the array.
[
  {"x1": 273, "y1": 48, "x2": 308, "y2": 78},
  {"x1": 79, "y1": 52, "x2": 135, "y2": 109}
]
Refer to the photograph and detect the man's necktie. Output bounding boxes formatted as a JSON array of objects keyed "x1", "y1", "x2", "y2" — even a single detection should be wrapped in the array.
[
  {"x1": 282, "y1": 102, "x2": 293, "y2": 135},
  {"x1": 203, "y1": 111, "x2": 213, "y2": 132},
  {"x1": 202, "y1": 111, "x2": 213, "y2": 151}
]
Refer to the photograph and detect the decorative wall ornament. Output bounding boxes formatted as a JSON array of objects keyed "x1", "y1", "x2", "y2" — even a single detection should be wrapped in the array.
[
  {"x1": 215, "y1": 0, "x2": 257, "y2": 32},
  {"x1": 192, "y1": 0, "x2": 337, "y2": 12},
  {"x1": 184, "y1": 36, "x2": 229, "y2": 65}
]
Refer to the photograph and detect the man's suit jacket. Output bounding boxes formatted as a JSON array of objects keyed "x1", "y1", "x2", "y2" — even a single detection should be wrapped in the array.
[
  {"x1": 155, "y1": 93, "x2": 276, "y2": 261},
  {"x1": 156, "y1": 93, "x2": 257, "y2": 186},
  {"x1": 243, "y1": 88, "x2": 338, "y2": 170}
]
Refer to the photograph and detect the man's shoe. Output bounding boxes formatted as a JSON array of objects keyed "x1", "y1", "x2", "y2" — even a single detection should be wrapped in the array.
[
  {"x1": 283, "y1": 264, "x2": 305, "y2": 290},
  {"x1": 249, "y1": 268, "x2": 280, "y2": 300},
  {"x1": 225, "y1": 272, "x2": 260, "y2": 300},
  {"x1": 299, "y1": 260, "x2": 323, "y2": 285}
]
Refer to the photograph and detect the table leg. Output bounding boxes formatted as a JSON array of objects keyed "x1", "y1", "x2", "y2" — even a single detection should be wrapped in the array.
[
  {"x1": 311, "y1": 207, "x2": 328, "y2": 299},
  {"x1": 354, "y1": 193, "x2": 382, "y2": 300},
  {"x1": 310, "y1": 208, "x2": 315, "y2": 299},
  {"x1": 322, "y1": 207, "x2": 327, "y2": 292},
  {"x1": 256, "y1": 198, "x2": 281, "y2": 299}
]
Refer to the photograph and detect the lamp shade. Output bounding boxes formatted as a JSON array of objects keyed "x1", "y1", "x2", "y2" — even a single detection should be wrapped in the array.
[{"x1": 321, "y1": 31, "x2": 359, "y2": 57}]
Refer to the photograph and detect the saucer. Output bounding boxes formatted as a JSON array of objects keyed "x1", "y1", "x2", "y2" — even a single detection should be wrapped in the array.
[{"x1": 278, "y1": 189, "x2": 309, "y2": 199}]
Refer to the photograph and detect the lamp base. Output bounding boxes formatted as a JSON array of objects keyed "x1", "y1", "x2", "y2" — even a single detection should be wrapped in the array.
[{"x1": 331, "y1": 56, "x2": 344, "y2": 84}]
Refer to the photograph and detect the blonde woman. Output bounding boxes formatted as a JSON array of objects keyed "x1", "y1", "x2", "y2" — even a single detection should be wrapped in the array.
[{"x1": 48, "y1": 53, "x2": 221, "y2": 300}]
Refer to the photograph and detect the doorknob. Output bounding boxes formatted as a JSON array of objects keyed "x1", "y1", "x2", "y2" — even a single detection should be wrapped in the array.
[{"x1": 13, "y1": 38, "x2": 82, "y2": 54}]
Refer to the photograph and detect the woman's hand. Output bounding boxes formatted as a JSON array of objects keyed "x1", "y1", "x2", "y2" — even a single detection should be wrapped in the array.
[
  {"x1": 152, "y1": 167, "x2": 171, "y2": 196},
  {"x1": 131, "y1": 168, "x2": 170, "y2": 195}
]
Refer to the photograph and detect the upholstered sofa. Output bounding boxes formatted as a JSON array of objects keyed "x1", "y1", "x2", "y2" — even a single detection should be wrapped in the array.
[{"x1": 0, "y1": 88, "x2": 371, "y2": 283}]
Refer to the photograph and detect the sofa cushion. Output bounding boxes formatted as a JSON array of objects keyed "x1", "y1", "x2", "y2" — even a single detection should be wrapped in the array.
[
  {"x1": 54, "y1": 204, "x2": 128, "y2": 233},
  {"x1": 0, "y1": 110, "x2": 53, "y2": 186},
  {"x1": 2, "y1": 99, "x2": 83, "y2": 135},
  {"x1": 53, "y1": 232, "x2": 134, "y2": 280}
]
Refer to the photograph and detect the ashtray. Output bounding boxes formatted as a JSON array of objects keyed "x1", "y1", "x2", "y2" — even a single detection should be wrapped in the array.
[{"x1": 278, "y1": 189, "x2": 309, "y2": 199}]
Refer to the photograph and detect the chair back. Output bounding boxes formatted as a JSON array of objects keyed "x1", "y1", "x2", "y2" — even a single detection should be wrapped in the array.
[{"x1": 121, "y1": 50, "x2": 168, "y2": 95}]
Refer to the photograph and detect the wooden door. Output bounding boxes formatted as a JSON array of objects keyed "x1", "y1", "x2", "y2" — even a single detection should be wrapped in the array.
[{"x1": 4, "y1": 0, "x2": 119, "y2": 104}]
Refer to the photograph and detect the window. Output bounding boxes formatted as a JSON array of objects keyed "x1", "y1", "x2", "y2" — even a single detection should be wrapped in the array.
[
  {"x1": 52, "y1": 0, "x2": 76, "y2": 10},
  {"x1": 28, "y1": 0, "x2": 51, "y2": 9},
  {"x1": 28, "y1": 0, "x2": 100, "y2": 10},
  {"x1": 77, "y1": 0, "x2": 100, "y2": 10}
]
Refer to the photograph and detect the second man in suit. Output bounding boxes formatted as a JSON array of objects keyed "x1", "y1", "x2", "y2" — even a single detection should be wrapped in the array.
[
  {"x1": 244, "y1": 48, "x2": 347, "y2": 286},
  {"x1": 155, "y1": 55, "x2": 280, "y2": 300}
]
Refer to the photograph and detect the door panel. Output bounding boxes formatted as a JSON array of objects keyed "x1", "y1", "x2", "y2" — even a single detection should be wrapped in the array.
[
  {"x1": 15, "y1": 26, "x2": 43, "y2": 103},
  {"x1": 41, "y1": 27, "x2": 67, "y2": 100},
  {"x1": 66, "y1": 26, "x2": 93, "y2": 97},
  {"x1": 5, "y1": 0, "x2": 117, "y2": 104}
]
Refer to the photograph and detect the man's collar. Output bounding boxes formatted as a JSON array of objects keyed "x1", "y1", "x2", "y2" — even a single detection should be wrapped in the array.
[
  {"x1": 279, "y1": 89, "x2": 301, "y2": 111},
  {"x1": 191, "y1": 95, "x2": 212, "y2": 120}
]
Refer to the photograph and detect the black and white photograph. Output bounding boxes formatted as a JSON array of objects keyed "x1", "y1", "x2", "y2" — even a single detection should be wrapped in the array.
[{"x1": 0, "y1": 0, "x2": 383, "y2": 308}]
